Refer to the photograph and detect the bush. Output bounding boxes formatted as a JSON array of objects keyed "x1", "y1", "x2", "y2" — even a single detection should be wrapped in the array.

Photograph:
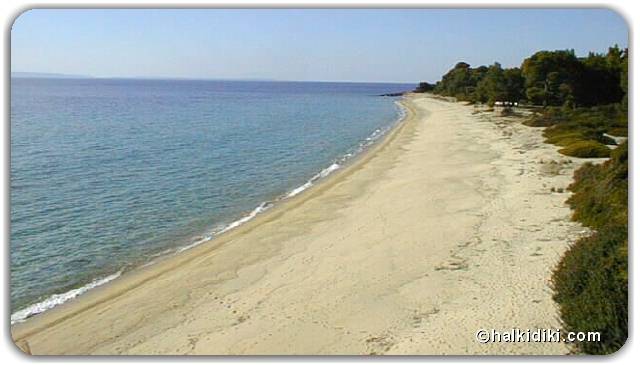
[
  {"x1": 552, "y1": 227, "x2": 628, "y2": 354},
  {"x1": 553, "y1": 142, "x2": 628, "y2": 354},
  {"x1": 566, "y1": 143, "x2": 627, "y2": 228},
  {"x1": 525, "y1": 105, "x2": 627, "y2": 146},
  {"x1": 559, "y1": 140, "x2": 611, "y2": 158},
  {"x1": 544, "y1": 131, "x2": 585, "y2": 146},
  {"x1": 555, "y1": 137, "x2": 588, "y2": 147}
]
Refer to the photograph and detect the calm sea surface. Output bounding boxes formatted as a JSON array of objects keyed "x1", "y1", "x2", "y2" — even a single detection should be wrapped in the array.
[{"x1": 10, "y1": 78, "x2": 410, "y2": 322}]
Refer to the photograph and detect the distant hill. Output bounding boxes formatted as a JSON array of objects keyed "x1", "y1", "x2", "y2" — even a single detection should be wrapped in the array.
[{"x1": 11, "y1": 72, "x2": 92, "y2": 79}]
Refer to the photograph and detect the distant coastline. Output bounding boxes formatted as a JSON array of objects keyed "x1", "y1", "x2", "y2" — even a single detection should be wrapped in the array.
[
  {"x1": 11, "y1": 72, "x2": 416, "y2": 85},
  {"x1": 11, "y1": 71, "x2": 93, "y2": 79}
]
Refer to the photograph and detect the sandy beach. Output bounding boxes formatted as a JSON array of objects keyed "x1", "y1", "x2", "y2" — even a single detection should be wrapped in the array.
[{"x1": 12, "y1": 94, "x2": 591, "y2": 355}]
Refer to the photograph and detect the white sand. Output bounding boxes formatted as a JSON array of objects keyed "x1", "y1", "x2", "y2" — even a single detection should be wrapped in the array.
[{"x1": 12, "y1": 94, "x2": 590, "y2": 355}]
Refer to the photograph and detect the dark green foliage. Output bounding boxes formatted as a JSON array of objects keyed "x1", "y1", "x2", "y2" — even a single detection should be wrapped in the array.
[
  {"x1": 577, "y1": 46, "x2": 626, "y2": 106},
  {"x1": 553, "y1": 142, "x2": 628, "y2": 354},
  {"x1": 521, "y1": 50, "x2": 583, "y2": 106},
  {"x1": 414, "y1": 82, "x2": 435, "y2": 93},
  {"x1": 475, "y1": 63, "x2": 506, "y2": 105},
  {"x1": 503, "y1": 68, "x2": 526, "y2": 104},
  {"x1": 552, "y1": 228, "x2": 628, "y2": 354},
  {"x1": 521, "y1": 46, "x2": 626, "y2": 107},
  {"x1": 432, "y1": 62, "x2": 477, "y2": 100},
  {"x1": 619, "y1": 51, "x2": 628, "y2": 111},
  {"x1": 426, "y1": 45, "x2": 627, "y2": 108}
]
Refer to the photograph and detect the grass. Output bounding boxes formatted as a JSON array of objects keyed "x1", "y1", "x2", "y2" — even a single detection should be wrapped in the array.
[{"x1": 558, "y1": 140, "x2": 611, "y2": 158}]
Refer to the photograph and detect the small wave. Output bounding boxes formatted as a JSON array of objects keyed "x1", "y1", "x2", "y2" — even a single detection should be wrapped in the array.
[
  {"x1": 287, "y1": 162, "x2": 341, "y2": 198},
  {"x1": 216, "y1": 201, "x2": 273, "y2": 235},
  {"x1": 394, "y1": 100, "x2": 407, "y2": 121},
  {"x1": 166, "y1": 201, "x2": 274, "y2": 257},
  {"x1": 287, "y1": 181, "x2": 314, "y2": 198},
  {"x1": 176, "y1": 234, "x2": 213, "y2": 253},
  {"x1": 11, "y1": 270, "x2": 123, "y2": 324},
  {"x1": 172, "y1": 202, "x2": 274, "y2": 255},
  {"x1": 140, "y1": 248, "x2": 176, "y2": 268},
  {"x1": 318, "y1": 162, "x2": 341, "y2": 179}
]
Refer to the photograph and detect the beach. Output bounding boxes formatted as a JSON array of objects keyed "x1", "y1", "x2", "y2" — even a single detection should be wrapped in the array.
[{"x1": 12, "y1": 94, "x2": 590, "y2": 355}]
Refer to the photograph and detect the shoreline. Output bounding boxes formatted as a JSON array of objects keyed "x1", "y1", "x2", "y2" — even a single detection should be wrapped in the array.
[
  {"x1": 13, "y1": 94, "x2": 587, "y2": 355},
  {"x1": 11, "y1": 96, "x2": 416, "y2": 343},
  {"x1": 10, "y1": 97, "x2": 408, "y2": 325}
]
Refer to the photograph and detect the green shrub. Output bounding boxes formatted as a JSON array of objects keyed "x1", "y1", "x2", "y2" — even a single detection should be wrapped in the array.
[
  {"x1": 555, "y1": 137, "x2": 587, "y2": 147},
  {"x1": 544, "y1": 131, "x2": 585, "y2": 146},
  {"x1": 552, "y1": 226, "x2": 628, "y2": 354},
  {"x1": 566, "y1": 143, "x2": 627, "y2": 228},
  {"x1": 553, "y1": 142, "x2": 628, "y2": 354},
  {"x1": 526, "y1": 105, "x2": 627, "y2": 146},
  {"x1": 559, "y1": 141, "x2": 611, "y2": 158}
]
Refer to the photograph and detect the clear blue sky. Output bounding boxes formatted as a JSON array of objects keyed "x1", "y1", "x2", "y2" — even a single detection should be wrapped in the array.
[{"x1": 11, "y1": 8, "x2": 628, "y2": 83}]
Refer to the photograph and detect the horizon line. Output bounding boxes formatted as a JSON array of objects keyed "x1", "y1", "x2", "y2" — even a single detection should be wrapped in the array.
[{"x1": 10, "y1": 72, "x2": 418, "y2": 85}]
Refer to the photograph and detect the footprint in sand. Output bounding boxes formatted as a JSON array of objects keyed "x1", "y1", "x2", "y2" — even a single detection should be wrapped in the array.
[{"x1": 364, "y1": 333, "x2": 396, "y2": 355}]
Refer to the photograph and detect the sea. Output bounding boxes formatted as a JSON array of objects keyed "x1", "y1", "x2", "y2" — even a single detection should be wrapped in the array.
[{"x1": 10, "y1": 78, "x2": 411, "y2": 323}]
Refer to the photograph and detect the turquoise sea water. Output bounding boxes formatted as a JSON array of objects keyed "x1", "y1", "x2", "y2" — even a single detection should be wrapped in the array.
[{"x1": 10, "y1": 78, "x2": 410, "y2": 322}]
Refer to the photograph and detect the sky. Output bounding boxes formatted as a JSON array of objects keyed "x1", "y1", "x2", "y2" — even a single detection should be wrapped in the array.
[{"x1": 11, "y1": 8, "x2": 629, "y2": 83}]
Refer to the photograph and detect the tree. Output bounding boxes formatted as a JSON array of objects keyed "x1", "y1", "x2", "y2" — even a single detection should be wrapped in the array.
[
  {"x1": 620, "y1": 49, "x2": 628, "y2": 111},
  {"x1": 414, "y1": 82, "x2": 435, "y2": 93},
  {"x1": 434, "y1": 62, "x2": 477, "y2": 100},
  {"x1": 575, "y1": 45, "x2": 626, "y2": 107},
  {"x1": 475, "y1": 63, "x2": 506, "y2": 105},
  {"x1": 432, "y1": 45, "x2": 626, "y2": 108},
  {"x1": 521, "y1": 50, "x2": 583, "y2": 106},
  {"x1": 503, "y1": 68, "x2": 525, "y2": 105}
]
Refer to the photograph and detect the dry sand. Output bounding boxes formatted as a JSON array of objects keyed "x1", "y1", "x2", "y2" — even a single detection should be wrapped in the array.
[{"x1": 12, "y1": 94, "x2": 591, "y2": 355}]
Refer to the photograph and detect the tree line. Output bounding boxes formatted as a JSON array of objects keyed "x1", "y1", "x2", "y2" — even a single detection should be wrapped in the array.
[{"x1": 416, "y1": 45, "x2": 628, "y2": 109}]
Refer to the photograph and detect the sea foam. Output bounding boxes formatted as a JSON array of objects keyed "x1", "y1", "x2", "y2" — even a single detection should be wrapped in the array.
[{"x1": 11, "y1": 270, "x2": 123, "y2": 324}]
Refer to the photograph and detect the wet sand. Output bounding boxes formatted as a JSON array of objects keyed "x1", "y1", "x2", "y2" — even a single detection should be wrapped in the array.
[{"x1": 12, "y1": 94, "x2": 588, "y2": 355}]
